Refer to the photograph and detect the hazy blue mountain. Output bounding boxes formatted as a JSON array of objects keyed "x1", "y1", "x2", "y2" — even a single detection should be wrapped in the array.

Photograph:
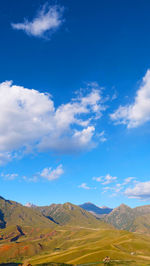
[{"x1": 79, "y1": 202, "x2": 113, "y2": 217}]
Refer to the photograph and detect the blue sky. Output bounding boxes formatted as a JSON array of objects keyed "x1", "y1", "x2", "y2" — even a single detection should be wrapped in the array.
[{"x1": 0, "y1": 0, "x2": 150, "y2": 208}]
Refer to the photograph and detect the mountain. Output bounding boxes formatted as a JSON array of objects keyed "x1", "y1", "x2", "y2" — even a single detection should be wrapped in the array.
[
  {"x1": 79, "y1": 202, "x2": 113, "y2": 217},
  {"x1": 36, "y1": 202, "x2": 109, "y2": 228},
  {"x1": 0, "y1": 196, "x2": 111, "y2": 230},
  {"x1": 0, "y1": 196, "x2": 55, "y2": 229},
  {"x1": 104, "y1": 204, "x2": 150, "y2": 233},
  {"x1": 104, "y1": 204, "x2": 135, "y2": 230}
]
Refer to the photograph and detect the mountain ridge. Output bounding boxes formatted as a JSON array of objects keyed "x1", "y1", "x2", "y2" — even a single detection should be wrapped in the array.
[{"x1": 103, "y1": 203, "x2": 150, "y2": 233}]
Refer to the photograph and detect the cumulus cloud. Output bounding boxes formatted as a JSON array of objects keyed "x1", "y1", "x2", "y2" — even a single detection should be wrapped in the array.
[
  {"x1": 11, "y1": 4, "x2": 64, "y2": 38},
  {"x1": 125, "y1": 181, "x2": 150, "y2": 200},
  {"x1": 40, "y1": 164, "x2": 64, "y2": 181},
  {"x1": 110, "y1": 69, "x2": 150, "y2": 128},
  {"x1": 0, "y1": 81, "x2": 104, "y2": 161},
  {"x1": 1, "y1": 165, "x2": 64, "y2": 182}
]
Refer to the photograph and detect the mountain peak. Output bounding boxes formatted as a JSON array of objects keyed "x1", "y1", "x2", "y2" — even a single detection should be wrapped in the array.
[
  {"x1": 118, "y1": 203, "x2": 131, "y2": 209},
  {"x1": 25, "y1": 202, "x2": 36, "y2": 208}
]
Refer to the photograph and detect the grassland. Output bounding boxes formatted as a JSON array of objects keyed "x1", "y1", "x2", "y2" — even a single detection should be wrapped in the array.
[
  {"x1": 1, "y1": 225, "x2": 150, "y2": 265},
  {"x1": 27, "y1": 227, "x2": 150, "y2": 266}
]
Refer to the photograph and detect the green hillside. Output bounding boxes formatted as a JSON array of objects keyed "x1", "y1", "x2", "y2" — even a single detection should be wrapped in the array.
[
  {"x1": 26, "y1": 227, "x2": 150, "y2": 265},
  {"x1": 0, "y1": 196, "x2": 55, "y2": 229},
  {"x1": 1, "y1": 225, "x2": 150, "y2": 265}
]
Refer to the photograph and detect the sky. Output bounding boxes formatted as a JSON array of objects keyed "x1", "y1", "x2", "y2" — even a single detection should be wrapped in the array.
[{"x1": 0, "y1": 0, "x2": 150, "y2": 208}]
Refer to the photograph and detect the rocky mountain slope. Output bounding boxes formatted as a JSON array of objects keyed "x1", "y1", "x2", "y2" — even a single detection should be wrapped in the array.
[
  {"x1": 0, "y1": 197, "x2": 109, "y2": 230},
  {"x1": 2, "y1": 195, "x2": 150, "y2": 234},
  {"x1": 36, "y1": 202, "x2": 107, "y2": 228},
  {"x1": 104, "y1": 203, "x2": 150, "y2": 233}
]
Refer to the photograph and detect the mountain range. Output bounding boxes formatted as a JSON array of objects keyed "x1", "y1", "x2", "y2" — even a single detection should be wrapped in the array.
[
  {"x1": 2, "y1": 196, "x2": 150, "y2": 234},
  {"x1": 1, "y1": 196, "x2": 150, "y2": 265}
]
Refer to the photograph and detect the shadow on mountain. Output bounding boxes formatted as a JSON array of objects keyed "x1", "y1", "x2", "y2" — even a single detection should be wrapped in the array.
[
  {"x1": 10, "y1": 225, "x2": 25, "y2": 242},
  {"x1": 45, "y1": 215, "x2": 59, "y2": 224},
  {"x1": 0, "y1": 210, "x2": 6, "y2": 229}
]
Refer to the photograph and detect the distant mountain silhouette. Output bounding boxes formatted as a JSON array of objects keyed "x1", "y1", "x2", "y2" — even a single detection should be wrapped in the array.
[{"x1": 79, "y1": 202, "x2": 113, "y2": 217}]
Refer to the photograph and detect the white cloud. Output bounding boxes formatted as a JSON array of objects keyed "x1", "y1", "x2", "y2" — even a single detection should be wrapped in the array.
[
  {"x1": 110, "y1": 69, "x2": 150, "y2": 128},
  {"x1": 102, "y1": 174, "x2": 117, "y2": 185},
  {"x1": 102, "y1": 177, "x2": 138, "y2": 197},
  {"x1": 0, "y1": 81, "x2": 105, "y2": 161},
  {"x1": 11, "y1": 4, "x2": 64, "y2": 38},
  {"x1": 1, "y1": 165, "x2": 64, "y2": 182},
  {"x1": 1, "y1": 173, "x2": 18, "y2": 180},
  {"x1": 93, "y1": 174, "x2": 117, "y2": 185},
  {"x1": 125, "y1": 181, "x2": 150, "y2": 200},
  {"x1": 40, "y1": 164, "x2": 64, "y2": 181},
  {"x1": 78, "y1": 183, "x2": 91, "y2": 190}
]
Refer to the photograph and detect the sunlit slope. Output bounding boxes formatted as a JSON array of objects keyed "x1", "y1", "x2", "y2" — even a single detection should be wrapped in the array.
[
  {"x1": 0, "y1": 196, "x2": 55, "y2": 228},
  {"x1": 104, "y1": 204, "x2": 135, "y2": 230},
  {"x1": 28, "y1": 227, "x2": 150, "y2": 265},
  {"x1": 0, "y1": 225, "x2": 59, "y2": 262},
  {"x1": 0, "y1": 224, "x2": 111, "y2": 263},
  {"x1": 36, "y1": 202, "x2": 105, "y2": 228},
  {"x1": 130, "y1": 213, "x2": 150, "y2": 234}
]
